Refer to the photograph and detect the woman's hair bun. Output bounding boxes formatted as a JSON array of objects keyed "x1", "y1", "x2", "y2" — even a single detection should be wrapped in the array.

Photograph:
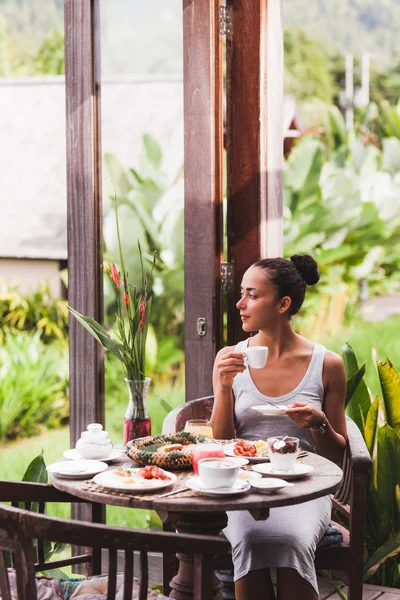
[{"x1": 290, "y1": 254, "x2": 320, "y2": 286}]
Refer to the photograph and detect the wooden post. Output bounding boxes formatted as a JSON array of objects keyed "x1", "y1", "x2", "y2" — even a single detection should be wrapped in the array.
[
  {"x1": 183, "y1": 0, "x2": 223, "y2": 401},
  {"x1": 226, "y1": 0, "x2": 284, "y2": 345},
  {"x1": 64, "y1": 0, "x2": 104, "y2": 443}
]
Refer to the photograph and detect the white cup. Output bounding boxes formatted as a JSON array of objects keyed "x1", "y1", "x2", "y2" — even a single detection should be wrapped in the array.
[
  {"x1": 244, "y1": 346, "x2": 268, "y2": 369},
  {"x1": 197, "y1": 458, "x2": 240, "y2": 489}
]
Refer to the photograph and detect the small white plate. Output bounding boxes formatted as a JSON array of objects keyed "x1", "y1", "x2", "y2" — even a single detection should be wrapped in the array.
[
  {"x1": 250, "y1": 477, "x2": 294, "y2": 494},
  {"x1": 251, "y1": 405, "x2": 286, "y2": 416},
  {"x1": 63, "y1": 449, "x2": 124, "y2": 463},
  {"x1": 238, "y1": 469, "x2": 262, "y2": 482},
  {"x1": 93, "y1": 468, "x2": 177, "y2": 493},
  {"x1": 224, "y1": 442, "x2": 270, "y2": 463},
  {"x1": 252, "y1": 463, "x2": 314, "y2": 479},
  {"x1": 187, "y1": 476, "x2": 250, "y2": 497},
  {"x1": 47, "y1": 460, "x2": 108, "y2": 479}
]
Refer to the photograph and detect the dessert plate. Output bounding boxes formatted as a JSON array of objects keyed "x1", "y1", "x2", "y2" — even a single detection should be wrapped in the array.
[
  {"x1": 252, "y1": 463, "x2": 314, "y2": 479},
  {"x1": 250, "y1": 478, "x2": 294, "y2": 494},
  {"x1": 251, "y1": 405, "x2": 286, "y2": 416},
  {"x1": 224, "y1": 443, "x2": 270, "y2": 463},
  {"x1": 47, "y1": 460, "x2": 108, "y2": 479},
  {"x1": 187, "y1": 476, "x2": 250, "y2": 497},
  {"x1": 93, "y1": 468, "x2": 177, "y2": 493},
  {"x1": 63, "y1": 449, "x2": 124, "y2": 463}
]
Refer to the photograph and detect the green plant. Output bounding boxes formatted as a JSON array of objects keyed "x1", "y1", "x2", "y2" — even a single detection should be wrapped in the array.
[
  {"x1": 0, "y1": 330, "x2": 69, "y2": 441},
  {"x1": 343, "y1": 343, "x2": 400, "y2": 588},
  {"x1": 69, "y1": 197, "x2": 156, "y2": 382},
  {"x1": 0, "y1": 281, "x2": 68, "y2": 344}
]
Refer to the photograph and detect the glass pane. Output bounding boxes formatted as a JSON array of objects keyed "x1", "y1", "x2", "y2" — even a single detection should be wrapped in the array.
[{"x1": 100, "y1": 1, "x2": 185, "y2": 528}]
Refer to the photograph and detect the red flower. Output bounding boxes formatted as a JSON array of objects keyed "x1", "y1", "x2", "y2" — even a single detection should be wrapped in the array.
[
  {"x1": 123, "y1": 279, "x2": 129, "y2": 310},
  {"x1": 140, "y1": 297, "x2": 146, "y2": 332},
  {"x1": 111, "y1": 263, "x2": 120, "y2": 289}
]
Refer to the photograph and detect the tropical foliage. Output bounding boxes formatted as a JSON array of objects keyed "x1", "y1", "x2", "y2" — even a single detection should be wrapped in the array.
[
  {"x1": 285, "y1": 105, "x2": 400, "y2": 336},
  {"x1": 0, "y1": 282, "x2": 68, "y2": 344},
  {"x1": 0, "y1": 330, "x2": 69, "y2": 441},
  {"x1": 344, "y1": 343, "x2": 400, "y2": 588},
  {"x1": 102, "y1": 135, "x2": 184, "y2": 380}
]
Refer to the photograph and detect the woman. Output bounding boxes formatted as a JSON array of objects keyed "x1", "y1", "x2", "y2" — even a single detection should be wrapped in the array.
[{"x1": 210, "y1": 255, "x2": 347, "y2": 600}]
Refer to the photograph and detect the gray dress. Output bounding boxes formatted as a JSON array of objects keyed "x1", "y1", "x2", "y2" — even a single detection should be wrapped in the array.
[{"x1": 223, "y1": 340, "x2": 331, "y2": 595}]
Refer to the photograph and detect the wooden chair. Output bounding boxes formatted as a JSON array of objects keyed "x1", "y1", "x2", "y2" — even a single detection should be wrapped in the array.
[
  {"x1": 162, "y1": 396, "x2": 372, "y2": 600},
  {"x1": 0, "y1": 480, "x2": 229, "y2": 600}
]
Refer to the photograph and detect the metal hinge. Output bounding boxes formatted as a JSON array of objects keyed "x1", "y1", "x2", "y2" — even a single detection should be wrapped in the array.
[
  {"x1": 221, "y1": 262, "x2": 234, "y2": 293},
  {"x1": 219, "y1": 5, "x2": 233, "y2": 37}
]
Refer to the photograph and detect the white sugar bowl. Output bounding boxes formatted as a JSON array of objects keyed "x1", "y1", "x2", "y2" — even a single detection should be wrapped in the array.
[{"x1": 75, "y1": 423, "x2": 113, "y2": 459}]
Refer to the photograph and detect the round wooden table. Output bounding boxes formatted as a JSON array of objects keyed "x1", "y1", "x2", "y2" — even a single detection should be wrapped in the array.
[{"x1": 51, "y1": 453, "x2": 342, "y2": 600}]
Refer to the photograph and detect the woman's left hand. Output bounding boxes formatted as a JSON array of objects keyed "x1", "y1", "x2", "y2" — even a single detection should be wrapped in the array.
[{"x1": 282, "y1": 402, "x2": 325, "y2": 430}]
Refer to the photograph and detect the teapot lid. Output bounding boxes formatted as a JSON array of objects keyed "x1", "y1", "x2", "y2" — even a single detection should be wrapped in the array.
[{"x1": 87, "y1": 423, "x2": 104, "y2": 432}]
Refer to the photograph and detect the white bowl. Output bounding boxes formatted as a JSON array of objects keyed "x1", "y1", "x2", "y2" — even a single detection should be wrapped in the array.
[{"x1": 249, "y1": 477, "x2": 294, "y2": 494}]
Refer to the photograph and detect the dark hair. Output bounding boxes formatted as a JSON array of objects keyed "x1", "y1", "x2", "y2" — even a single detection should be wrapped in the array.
[{"x1": 253, "y1": 254, "x2": 320, "y2": 317}]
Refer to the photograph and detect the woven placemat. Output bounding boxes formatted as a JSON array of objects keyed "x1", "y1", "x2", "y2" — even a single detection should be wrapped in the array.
[{"x1": 81, "y1": 471, "x2": 202, "y2": 502}]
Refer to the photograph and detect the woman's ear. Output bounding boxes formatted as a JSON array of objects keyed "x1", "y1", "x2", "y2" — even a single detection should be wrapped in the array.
[{"x1": 279, "y1": 296, "x2": 291, "y2": 314}]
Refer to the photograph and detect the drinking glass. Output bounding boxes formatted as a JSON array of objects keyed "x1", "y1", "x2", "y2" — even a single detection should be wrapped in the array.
[
  {"x1": 267, "y1": 436, "x2": 299, "y2": 472},
  {"x1": 192, "y1": 443, "x2": 225, "y2": 475},
  {"x1": 184, "y1": 419, "x2": 214, "y2": 438}
]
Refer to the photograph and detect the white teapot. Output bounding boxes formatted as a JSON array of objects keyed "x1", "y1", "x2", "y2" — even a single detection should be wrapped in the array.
[{"x1": 75, "y1": 423, "x2": 113, "y2": 460}]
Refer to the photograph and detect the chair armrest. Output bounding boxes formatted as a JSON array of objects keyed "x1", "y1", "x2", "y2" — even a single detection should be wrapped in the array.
[
  {"x1": 333, "y1": 417, "x2": 371, "y2": 515},
  {"x1": 162, "y1": 396, "x2": 214, "y2": 434},
  {"x1": 0, "y1": 480, "x2": 88, "y2": 503}
]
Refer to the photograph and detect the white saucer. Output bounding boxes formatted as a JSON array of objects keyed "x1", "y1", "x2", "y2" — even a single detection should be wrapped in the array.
[
  {"x1": 47, "y1": 460, "x2": 108, "y2": 479},
  {"x1": 224, "y1": 443, "x2": 270, "y2": 463},
  {"x1": 251, "y1": 405, "x2": 286, "y2": 416},
  {"x1": 252, "y1": 463, "x2": 314, "y2": 479},
  {"x1": 63, "y1": 449, "x2": 124, "y2": 463},
  {"x1": 187, "y1": 476, "x2": 250, "y2": 497},
  {"x1": 250, "y1": 477, "x2": 294, "y2": 494}
]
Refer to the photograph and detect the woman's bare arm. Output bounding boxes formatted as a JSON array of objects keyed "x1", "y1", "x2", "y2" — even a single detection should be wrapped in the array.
[
  {"x1": 210, "y1": 346, "x2": 246, "y2": 440},
  {"x1": 283, "y1": 352, "x2": 347, "y2": 463}
]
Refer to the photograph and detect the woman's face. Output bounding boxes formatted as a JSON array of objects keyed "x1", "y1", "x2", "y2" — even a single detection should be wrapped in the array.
[{"x1": 236, "y1": 266, "x2": 286, "y2": 332}]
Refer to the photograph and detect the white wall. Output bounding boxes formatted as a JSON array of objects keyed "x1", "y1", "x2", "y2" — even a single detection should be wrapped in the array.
[{"x1": 0, "y1": 258, "x2": 63, "y2": 298}]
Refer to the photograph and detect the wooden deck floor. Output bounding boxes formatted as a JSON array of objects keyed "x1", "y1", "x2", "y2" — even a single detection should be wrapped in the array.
[{"x1": 319, "y1": 577, "x2": 400, "y2": 600}]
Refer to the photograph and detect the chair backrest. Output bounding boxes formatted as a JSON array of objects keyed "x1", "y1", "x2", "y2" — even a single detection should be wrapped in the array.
[
  {"x1": 162, "y1": 395, "x2": 214, "y2": 434},
  {"x1": 0, "y1": 502, "x2": 229, "y2": 600}
]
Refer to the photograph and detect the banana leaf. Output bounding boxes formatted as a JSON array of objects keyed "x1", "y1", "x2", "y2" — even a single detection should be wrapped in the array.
[
  {"x1": 363, "y1": 531, "x2": 400, "y2": 579},
  {"x1": 284, "y1": 138, "x2": 322, "y2": 199},
  {"x1": 367, "y1": 484, "x2": 391, "y2": 552},
  {"x1": 364, "y1": 397, "x2": 379, "y2": 456},
  {"x1": 342, "y1": 343, "x2": 371, "y2": 429},
  {"x1": 378, "y1": 358, "x2": 400, "y2": 436},
  {"x1": 377, "y1": 424, "x2": 400, "y2": 531}
]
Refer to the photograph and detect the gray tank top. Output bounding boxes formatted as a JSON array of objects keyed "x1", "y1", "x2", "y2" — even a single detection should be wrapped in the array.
[{"x1": 232, "y1": 340, "x2": 326, "y2": 452}]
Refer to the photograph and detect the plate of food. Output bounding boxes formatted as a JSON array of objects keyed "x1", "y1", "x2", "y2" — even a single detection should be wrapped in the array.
[
  {"x1": 126, "y1": 431, "x2": 215, "y2": 469},
  {"x1": 224, "y1": 439, "x2": 270, "y2": 463},
  {"x1": 93, "y1": 465, "x2": 177, "y2": 492}
]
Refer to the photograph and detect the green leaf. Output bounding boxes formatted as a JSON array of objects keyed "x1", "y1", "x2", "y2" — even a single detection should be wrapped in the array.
[
  {"x1": 365, "y1": 397, "x2": 379, "y2": 456},
  {"x1": 364, "y1": 531, "x2": 400, "y2": 579},
  {"x1": 68, "y1": 306, "x2": 125, "y2": 362},
  {"x1": 284, "y1": 138, "x2": 322, "y2": 196},
  {"x1": 377, "y1": 424, "x2": 400, "y2": 532},
  {"x1": 345, "y1": 361, "x2": 367, "y2": 407},
  {"x1": 143, "y1": 134, "x2": 162, "y2": 171},
  {"x1": 22, "y1": 451, "x2": 47, "y2": 484},
  {"x1": 378, "y1": 358, "x2": 400, "y2": 436},
  {"x1": 342, "y1": 343, "x2": 371, "y2": 429}
]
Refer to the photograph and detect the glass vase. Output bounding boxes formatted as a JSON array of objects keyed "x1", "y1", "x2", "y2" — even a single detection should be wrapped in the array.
[{"x1": 123, "y1": 377, "x2": 152, "y2": 445}]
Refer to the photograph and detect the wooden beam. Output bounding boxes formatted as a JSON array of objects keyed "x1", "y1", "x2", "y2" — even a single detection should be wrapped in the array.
[
  {"x1": 226, "y1": 0, "x2": 284, "y2": 345},
  {"x1": 183, "y1": 0, "x2": 223, "y2": 400},
  {"x1": 64, "y1": 0, "x2": 104, "y2": 443}
]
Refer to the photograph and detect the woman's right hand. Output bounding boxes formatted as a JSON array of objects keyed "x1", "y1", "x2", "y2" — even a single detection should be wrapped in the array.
[{"x1": 216, "y1": 351, "x2": 246, "y2": 389}]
